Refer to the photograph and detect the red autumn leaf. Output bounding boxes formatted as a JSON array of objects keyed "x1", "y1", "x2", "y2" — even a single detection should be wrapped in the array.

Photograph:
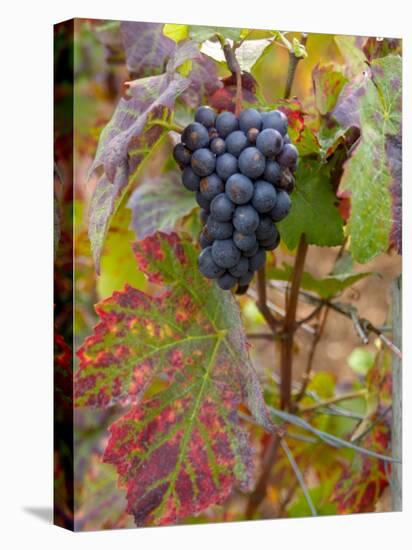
[{"x1": 75, "y1": 232, "x2": 272, "y2": 526}]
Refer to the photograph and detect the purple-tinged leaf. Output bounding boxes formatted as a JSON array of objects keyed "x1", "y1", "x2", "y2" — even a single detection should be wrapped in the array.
[
  {"x1": 127, "y1": 171, "x2": 196, "y2": 241},
  {"x1": 337, "y1": 55, "x2": 402, "y2": 262},
  {"x1": 313, "y1": 63, "x2": 348, "y2": 115},
  {"x1": 121, "y1": 22, "x2": 175, "y2": 77}
]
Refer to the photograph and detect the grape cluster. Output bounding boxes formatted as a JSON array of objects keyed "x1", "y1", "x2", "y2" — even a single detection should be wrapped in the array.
[{"x1": 173, "y1": 106, "x2": 297, "y2": 291}]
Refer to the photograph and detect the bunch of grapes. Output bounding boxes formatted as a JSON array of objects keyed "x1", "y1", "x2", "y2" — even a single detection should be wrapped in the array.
[{"x1": 173, "y1": 106, "x2": 298, "y2": 291}]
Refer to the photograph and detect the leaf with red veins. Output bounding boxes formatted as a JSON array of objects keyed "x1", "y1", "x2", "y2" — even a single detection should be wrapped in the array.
[
  {"x1": 75, "y1": 233, "x2": 272, "y2": 525},
  {"x1": 331, "y1": 421, "x2": 390, "y2": 514}
]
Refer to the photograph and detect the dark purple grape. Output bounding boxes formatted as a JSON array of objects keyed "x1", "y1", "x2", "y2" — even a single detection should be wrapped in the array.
[
  {"x1": 212, "y1": 239, "x2": 241, "y2": 269},
  {"x1": 182, "y1": 122, "x2": 210, "y2": 151},
  {"x1": 198, "y1": 247, "x2": 225, "y2": 279},
  {"x1": 195, "y1": 190, "x2": 211, "y2": 211},
  {"x1": 215, "y1": 111, "x2": 239, "y2": 137},
  {"x1": 225, "y1": 130, "x2": 248, "y2": 157},
  {"x1": 233, "y1": 231, "x2": 257, "y2": 252},
  {"x1": 247, "y1": 127, "x2": 260, "y2": 144},
  {"x1": 238, "y1": 147, "x2": 265, "y2": 179},
  {"x1": 238, "y1": 271, "x2": 254, "y2": 285},
  {"x1": 233, "y1": 205, "x2": 260, "y2": 234},
  {"x1": 239, "y1": 108, "x2": 262, "y2": 132},
  {"x1": 249, "y1": 248, "x2": 266, "y2": 271},
  {"x1": 210, "y1": 137, "x2": 226, "y2": 156},
  {"x1": 277, "y1": 143, "x2": 298, "y2": 168},
  {"x1": 283, "y1": 134, "x2": 291, "y2": 144},
  {"x1": 256, "y1": 128, "x2": 283, "y2": 158},
  {"x1": 216, "y1": 153, "x2": 238, "y2": 181},
  {"x1": 182, "y1": 166, "x2": 200, "y2": 191},
  {"x1": 173, "y1": 143, "x2": 191, "y2": 167},
  {"x1": 199, "y1": 173, "x2": 224, "y2": 200},
  {"x1": 262, "y1": 110, "x2": 288, "y2": 136},
  {"x1": 263, "y1": 160, "x2": 282, "y2": 185},
  {"x1": 269, "y1": 190, "x2": 292, "y2": 222},
  {"x1": 277, "y1": 168, "x2": 295, "y2": 194},
  {"x1": 229, "y1": 256, "x2": 249, "y2": 277},
  {"x1": 252, "y1": 180, "x2": 278, "y2": 213},
  {"x1": 217, "y1": 272, "x2": 238, "y2": 290},
  {"x1": 210, "y1": 193, "x2": 235, "y2": 222},
  {"x1": 259, "y1": 230, "x2": 280, "y2": 251},
  {"x1": 200, "y1": 209, "x2": 209, "y2": 224},
  {"x1": 191, "y1": 148, "x2": 216, "y2": 177},
  {"x1": 195, "y1": 106, "x2": 216, "y2": 128},
  {"x1": 256, "y1": 216, "x2": 277, "y2": 240},
  {"x1": 225, "y1": 173, "x2": 254, "y2": 205},
  {"x1": 206, "y1": 216, "x2": 233, "y2": 240},
  {"x1": 199, "y1": 230, "x2": 213, "y2": 249},
  {"x1": 242, "y1": 242, "x2": 259, "y2": 257}
]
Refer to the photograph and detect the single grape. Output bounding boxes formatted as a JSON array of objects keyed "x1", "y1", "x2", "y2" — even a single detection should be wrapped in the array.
[
  {"x1": 256, "y1": 216, "x2": 277, "y2": 240},
  {"x1": 210, "y1": 193, "x2": 235, "y2": 222},
  {"x1": 198, "y1": 247, "x2": 225, "y2": 279},
  {"x1": 182, "y1": 122, "x2": 210, "y2": 151},
  {"x1": 262, "y1": 110, "x2": 288, "y2": 136},
  {"x1": 252, "y1": 180, "x2": 278, "y2": 213},
  {"x1": 195, "y1": 190, "x2": 211, "y2": 211},
  {"x1": 233, "y1": 230, "x2": 257, "y2": 252},
  {"x1": 210, "y1": 137, "x2": 226, "y2": 156},
  {"x1": 238, "y1": 147, "x2": 265, "y2": 179},
  {"x1": 233, "y1": 205, "x2": 260, "y2": 234},
  {"x1": 216, "y1": 153, "x2": 238, "y2": 181},
  {"x1": 200, "y1": 209, "x2": 209, "y2": 224},
  {"x1": 199, "y1": 173, "x2": 224, "y2": 200},
  {"x1": 212, "y1": 239, "x2": 241, "y2": 268},
  {"x1": 199, "y1": 230, "x2": 213, "y2": 249},
  {"x1": 239, "y1": 108, "x2": 262, "y2": 132},
  {"x1": 256, "y1": 128, "x2": 284, "y2": 158},
  {"x1": 263, "y1": 159, "x2": 282, "y2": 185},
  {"x1": 259, "y1": 230, "x2": 280, "y2": 251},
  {"x1": 225, "y1": 130, "x2": 248, "y2": 157},
  {"x1": 225, "y1": 173, "x2": 254, "y2": 205},
  {"x1": 242, "y1": 242, "x2": 259, "y2": 258},
  {"x1": 247, "y1": 127, "x2": 260, "y2": 144},
  {"x1": 249, "y1": 248, "x2": 266, "y2": 272},
  {"x1": 206, "y1": 216, "x2": 233, "y2": 240},
  {"x1": 269, "y1": 190, "x2": 291, "y2": 222},
  {"x1": 276, "y1": 168, "x2": 295, "y2": 194},
  {"x1": 277, "y1": 143, "x2": 298, "y2": 168},
  {"x1": 182, "y1": 166, "x2": 200, "y2": 191},
  {"x1": 208, "y1": 127, "x2": 219, "y2": 140},
  {"x1": 229, "y1": 256, "x2": 249, "y2": 277},
  {"x1": 195, "y1": 106, "x2": 216, "y2": 128},
  {"x1": 238, "y1": 271, "x2": 254, "y2": 286},
  {"x1": 283, "y1": 134, "x2": 291, "y2": 144},
  {"x1": 217, "y1": 272, "x2": 238, "y2": 290},
  {"x1": 215, "y1": 111, "x2": 239, "y2": 138},
  {"x1": 173, "y1": 143, "x2": 191, "y2": 167},
  {"x1": 191, "y1": 148, "x2": 216, "y2": 177}
]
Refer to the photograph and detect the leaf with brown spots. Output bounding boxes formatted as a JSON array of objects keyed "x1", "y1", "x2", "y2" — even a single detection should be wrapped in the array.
[
  {"x1": 336, "y1": 55, "x2": 402, "y2": 262},
  {"x1": 75, "y1": 233, "x2": 272, "y2": 525}
]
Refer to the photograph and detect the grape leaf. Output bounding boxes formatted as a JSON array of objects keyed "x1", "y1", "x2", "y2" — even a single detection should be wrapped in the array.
[
  {"x1": 127, "y1": 171, "x2": 196, "y2": 241},
  {"x1": 121, "y1": 21, "x2": 174, "y2": 77},
  {"x1": 338, "y1": 55, "x2": 402, "y2": 262},
  {"x1": 267, "y1": 262, "x2": 371, "y2": 299},
  {"x1": 277, "y1": 159, "x2": 344, "y2": 249},
  {"x1": 313, "y1": 63, "x2": 348, "y2": 115},
  {"x1": 334, "y1": 35, "x2": 367, "y2": 76},
  {"x1": 331, "y1": 421, "x2": 390, "y2": 513},
  {"x1": 188, "y1": 26, "x2": 243, "y2": 43},
  {"x1": 201, "y1": 38, "x2": 272, "y2": 73},
  {"x1": 75, "y1": 233, "x2": 272, "y2": 525}
]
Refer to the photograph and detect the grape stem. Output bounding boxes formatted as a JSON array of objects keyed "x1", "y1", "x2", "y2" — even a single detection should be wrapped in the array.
[
  {"x1": 284, "y1": 33, "x2": 308, "y2": 99},
  {"x1": 220, "y1": 38, "x2": 243, "y2": 117}
]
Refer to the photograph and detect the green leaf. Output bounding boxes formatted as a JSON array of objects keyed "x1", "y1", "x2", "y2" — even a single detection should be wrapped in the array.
[
  {"x1": 163, "y1": 23, "x2": 189, "y2": 43},
  {"x1": 313, "y1": 63, "x2": 348, "y2": 115},
  {"x1": 267, "y1": 262, "x2": 371, "y2": 299},
  {"x1": 236, "y1": 39, "x2": 272, "y2": 72},
  {"x1": 339, "y1": 55, "x2": 402, "y2": 262},
  {"x1": 348, "y1": 348, "x2": 375, "y2": 376},
  {"x1": 177, "y1": 59, "x2": 193, "y2": 77},
  {"x1": 127, "y1": 171, "x2": 197, "y2": 240},
  {"x1": 97, "y1": 207, "x2": 146, "y2": 299},
  {"x1": 335, "y1": 35, "x2": 367, "y2": 76},
  {"x1": 277, "y1": 159, "x2": 344, "y2": 249},
  {"x1": 188, "y1": 26, "x2": 243, "y2": 43},
  {"x1": 75, "y1": 233, "x2": 272, "y2": 526}
]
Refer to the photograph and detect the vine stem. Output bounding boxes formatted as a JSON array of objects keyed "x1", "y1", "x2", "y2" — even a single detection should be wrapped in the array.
[{"x1": 280, "y1": 235, "x2": 308, "y2": 410}]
